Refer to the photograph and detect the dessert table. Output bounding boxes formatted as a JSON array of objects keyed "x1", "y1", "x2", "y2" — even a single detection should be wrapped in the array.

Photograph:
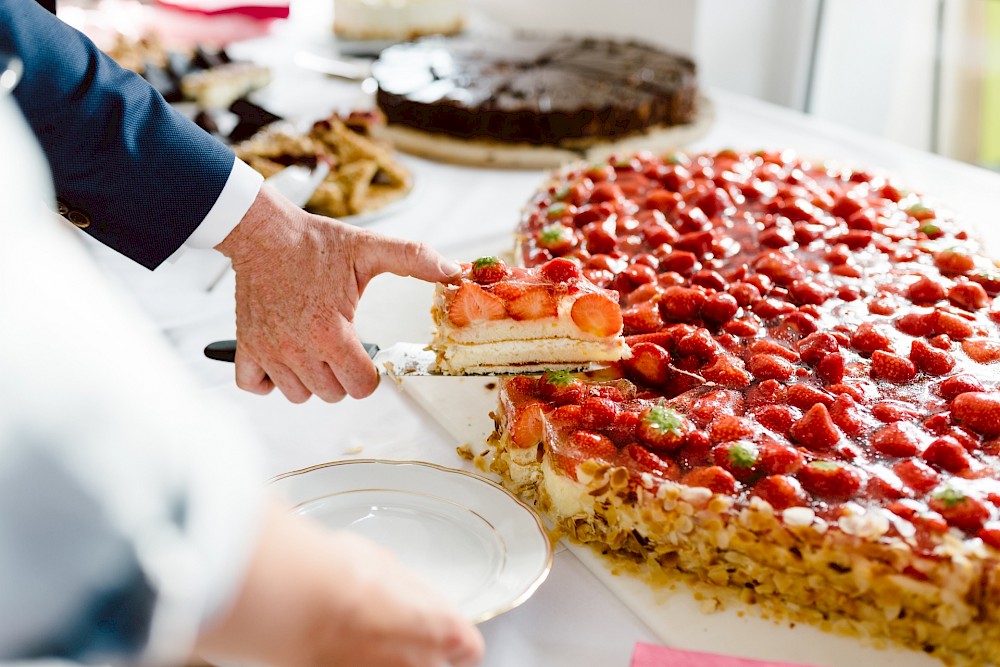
[{"x1": 75, "y1": 10, "x2": 1000, "y2": 666}]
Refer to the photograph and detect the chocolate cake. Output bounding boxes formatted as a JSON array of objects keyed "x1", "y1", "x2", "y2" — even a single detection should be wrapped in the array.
[{"x1": 370, "y1": 36, "x2": 703, "y2": 166}]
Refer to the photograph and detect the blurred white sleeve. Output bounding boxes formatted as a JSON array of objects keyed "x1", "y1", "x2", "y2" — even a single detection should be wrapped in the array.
[{"x1": 0, "y1": 93, "x2": 266, "y2": 665}]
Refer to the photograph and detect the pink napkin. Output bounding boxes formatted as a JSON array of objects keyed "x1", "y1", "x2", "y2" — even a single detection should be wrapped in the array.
[{"x1": 631, "y1": 643, "x2": 819, "y2": 667}]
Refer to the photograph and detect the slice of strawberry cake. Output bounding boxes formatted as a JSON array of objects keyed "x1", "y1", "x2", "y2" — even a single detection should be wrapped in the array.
[{"x1": 430, "y1": 256, "x2": 630, "y2": 374}]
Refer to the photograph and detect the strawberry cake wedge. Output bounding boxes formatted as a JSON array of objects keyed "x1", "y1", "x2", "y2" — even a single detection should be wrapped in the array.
[
  {"x1": 484, "y1": 149, "x2": 1000, "y2": 665},
  {"x1": 430, "y1": 256, "x2": 630, "y2": 374}
]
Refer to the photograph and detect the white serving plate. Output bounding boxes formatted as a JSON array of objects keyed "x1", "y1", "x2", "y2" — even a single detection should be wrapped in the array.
[{"x1": 269, "y1": 459, "x2": 552, "y2": 623}]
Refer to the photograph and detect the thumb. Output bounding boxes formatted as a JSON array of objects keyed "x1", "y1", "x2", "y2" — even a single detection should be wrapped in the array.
[{"x1": 368, "y1": 236, "x2": 462, "y2": 284}]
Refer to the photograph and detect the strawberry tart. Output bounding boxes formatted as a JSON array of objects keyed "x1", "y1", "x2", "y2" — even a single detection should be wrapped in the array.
[
  {"x1": 486, "y1": 149, "x2": 1000, "y2": 665},
  {"x1": 430, "y1": 256, "x2": 629, "y2": 374}
]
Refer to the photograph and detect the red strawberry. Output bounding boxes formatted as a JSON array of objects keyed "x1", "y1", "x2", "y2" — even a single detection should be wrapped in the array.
[
  {"x1": 747, "y1": 353, "x2": 795, "y2": 381},
  {"x1": 788, "y1": 279, "x2": 834, "y2": 306},
  {"x1": 929, "y1": 487, "x2": 990, "y2": 533},
  {"x1": 787, "y1": 383, "x2": 836, "y2": 411},
  {"x1": 709, "y1": 415, "x2": 755, "y2": 444},
  {"x1": 892, "y1": 459, "x2": 940, "y2": 495},
  {"x1": 701, "y1": 293, "x2": 740, "y2": 324},
  {"x1": 469, "y1": 256, "x2": 511, "y2": 284},
  {"x1": 816, "y1": 352, "x2": 845, "y2": 384},
  {"x1": 583, "y1": 222, "x2": 618, "y2": 255},
  {"x1": 676, "y1": 329, "x2": 719, "y2": 360},
  {"x1": 548, "y1": 404, "x2": 583, "y2": 430},
  {"x1": 948, "y1": 282, "x2": 990, "y2": 311},
  {"x1": 536, "y1": 225, "x2": 579, "y2": 255},
  {"x1": 501, "y1": 376, "x2": 539, "y2": 404},
  {"x1": 937, "y1": 374, "x2": 986, "y2": 400},
  {"x1": 700, "y1": 354, "x2": 752, "y2": 389},
  {"x1": 556, "y1": 430, "x2": 619, "y2": 480},
  {"x1": 539, "y1": 256, "x2": 582, "y2": 282},
  {"x1": 930, "y1": 309, "x2": 974, "y2": 340},
  {"x1": 746, "y1": 379, "x2": 787, "y2": 409},
  {"x1": 895, "y1": 311, "x2": 935, "y2": 337},
  {"x1": 828, "y1": 394, "x2": 868, "y2": 437},
  {"x1": 979, "y1": 524, "x2": 1000, "y2": 551},
  {"x1": 681, "y1": 465, "x2": 738, "y2": 496},
  {"x1": 711, "y1": 440, "x2": 760, "y2": 480},
  {"x1": 871, "y1": 422, "x2": 924, "y2": 458},
  {"x1": 448, "y1": 283, "x2": 507, "y2": 327},
  {"x1": 749, "y1": 338, "x2": 800, "y2": 362},
  {"x1": 789, "y1": 404, "x2": 841, "y2": 450},
  {"x1": 510, "y1": 401, "x2": 548, "y2": 448},
  {"x1": 580, "y1": 396, "x2": 619, "y2": 430},
  {"x1": 871, "y1": 401, "x2": 921, "y2": 423},
  {"x1": 757, "y1": 439, "x2": 805, "y2": 475},
  {"x1": 571, "y1": 292, "x2": 624, "y2": 337},
  {"x1": 622, "y1": 301, "x2": 665, "y2": 334},
  {"x1": 962, "y1": 338, "x2": 1000, "y2": 364},
  {"x1": 796, "y1": 460, "x2": 863, "y2": 500},
  {"x1": 753, "y1": 405, "x2": 799, "y2": 436},
  {"x1": 906, "y1": 275, "x2": 946, "y2": 303},
  {"x1": 688, "y1": 389, "x2": 745, "y2": 428},
  {"x1": 537, "y1": 370, "x2": 586, "y2": 406},
  {"x1": 922, "y1": 435, "x2": 972, "y2": 472},
  {"x1": 508, "y1": 286, "x2": 558, "y2": 321},
  {"x1": 616, "y1": 444, "x2": 680, "y2": 481},
  {"x1": 910, "y1": 339, "x2": 956, "y2": 376},
  {"x1": 658, "y1": 286, "x2": 707, "y2": 322},
  {"x1": 934, "y1": 249, "x2": 975, "y2": 274},
  {"x1": 871, "y1": 350, "x2": 917, "y2": 384},
  {"x1": 753, "y1": 250, "x2": 806, "y2": 286},
  {"x1": 637, "y1": 402, "x2": 692, "y2": 451},
  {"x1": 622, "y1": 342, "x2": 671, "y2": 387},
  {"x1": 850, "y1": 322, "x2": 892, "y2": 355},
  {"x1": 951, "y1": 392, "x2": 1000, "y2": 436},
  {"x1": 753, "y1": 474, "x2": 808, "y2": 510}
]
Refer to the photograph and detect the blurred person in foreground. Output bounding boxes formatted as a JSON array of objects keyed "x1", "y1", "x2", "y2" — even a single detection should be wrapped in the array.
[
  {"x1": 0, "y1": 1, "x2": 483, "y2": 665},
  {"x1": 2, "y1": 0, "x2": 458, "y2": 404}
]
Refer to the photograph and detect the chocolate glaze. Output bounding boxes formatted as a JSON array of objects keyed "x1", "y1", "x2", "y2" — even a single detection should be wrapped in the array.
[{"x1": 372, "y1": 36, "x2": 698, "y2": 146}]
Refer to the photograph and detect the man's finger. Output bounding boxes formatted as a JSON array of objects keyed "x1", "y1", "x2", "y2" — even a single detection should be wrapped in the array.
[
  {"x1": 368, "y1": 236, "x2": 461, "y2": 284},
  {"x1": 234, "y1": 350, "x2": 274, "y2": 395},
  {"x1": 297, "y1": 361, "x2": 348, "y2": 403},
  {"x1": 263, "y1": 362, "x2": 313, "y2": 404},
  {"x1": 327, "y1": 338, "x2": 380, "y2": 400}
]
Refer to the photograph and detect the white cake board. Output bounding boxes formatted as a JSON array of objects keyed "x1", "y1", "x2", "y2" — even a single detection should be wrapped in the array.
[{"x1": 395, "y1": 374, "x2": 942, "y2": 666}]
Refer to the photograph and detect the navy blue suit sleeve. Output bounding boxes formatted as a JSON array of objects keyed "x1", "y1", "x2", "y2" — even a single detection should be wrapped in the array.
[{"x1": 1, "y1": 0, "x2": 236, "y2": 268}]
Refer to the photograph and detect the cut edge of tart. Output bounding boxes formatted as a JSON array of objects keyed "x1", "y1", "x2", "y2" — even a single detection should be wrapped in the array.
[
  {"x1": 430, "y1": 256, "x2": 631, "y2": 375},
  {"x1": 482, "y1": 148, "x2": 1000, "y2": 666}
]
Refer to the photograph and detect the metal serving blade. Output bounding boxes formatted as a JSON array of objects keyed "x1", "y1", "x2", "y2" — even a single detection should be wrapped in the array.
[{"x1": 203, "y1": 339, "x2": 440, "y2": 376}]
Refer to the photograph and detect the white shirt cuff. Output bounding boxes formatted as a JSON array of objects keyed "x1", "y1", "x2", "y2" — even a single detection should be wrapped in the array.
[{"x1": 184, "y1": 159, "x2": 263, "y2": 250}]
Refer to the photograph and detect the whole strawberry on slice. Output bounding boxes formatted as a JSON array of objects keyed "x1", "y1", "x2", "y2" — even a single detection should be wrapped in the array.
[
  {"x1": 870, "y1": 422, "x2": 925, "y2": 458},
  {"x1": 929, "y1": 486, "x2": 991, "y2": 533},
  {"x1": 796, "y1": 460, "x2": 863, "y2": 500},
  {"x1": 447, "y1": 283, "x2": 507, "y2": 327},
  {"x1": 555, "y1": 430, "x2": 619, "y2": 481},
  {"x1": 870, "y1": 350, "x2": 917, "y2": 384},
  {"x1": 579, "y1": 396, "x2": 619, "y2": 431},
  {"x1": 637, "y1": 401, "x2": 692, "y2": 451},
  {"x1": 951, "y1": 392, "x2": 1000, "y2": 436},
  {"x1": 571, "y1": 292, "x2": 624, "y2": 337},
  {"x1": 910, "y1": 339, "x2": 955, "y2": 376},
  {"x1": 616, "y1": 443, "x2": 680, "y2": 482},
  {"x1": 508, "y1": 286, "x2": 558, "y2": 321},
  {"x1": 469, "y1": 256, "x2": 512, "y2": 284},
  {"x1": 537, "y1": 369, "x2": 586, "y2": 406}
]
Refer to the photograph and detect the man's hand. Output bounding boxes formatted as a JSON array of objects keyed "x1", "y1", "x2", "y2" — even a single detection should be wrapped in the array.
[
  {"x1": 195, "y1": 503, "x2": 485, "y2": 667},
  {"x1": 216, "y1": 185, "x2": 460, "y2": 402}
]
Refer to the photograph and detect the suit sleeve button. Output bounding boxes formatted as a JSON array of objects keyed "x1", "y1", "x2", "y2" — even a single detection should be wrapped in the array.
[{"x1": 67, "y1": 210, "x2": 91, "y2": 229}]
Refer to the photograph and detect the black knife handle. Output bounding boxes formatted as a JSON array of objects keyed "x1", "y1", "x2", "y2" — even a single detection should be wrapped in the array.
[
  {"x1": 204, "y1": 340, "x2": 382, "y2": 363},
  {"x1": 204, "y1": 339, "x2": 237, "y2": 363}
]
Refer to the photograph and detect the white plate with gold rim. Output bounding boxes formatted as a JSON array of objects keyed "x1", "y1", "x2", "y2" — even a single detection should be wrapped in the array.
[{"x1": 269, "y1": 459, "x2": 552, "y2": 623}]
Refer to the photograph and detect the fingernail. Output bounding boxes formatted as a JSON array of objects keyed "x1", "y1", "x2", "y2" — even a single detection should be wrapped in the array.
[{"x1": 440, "y1": 259, "x2": 462, "y2": 277}]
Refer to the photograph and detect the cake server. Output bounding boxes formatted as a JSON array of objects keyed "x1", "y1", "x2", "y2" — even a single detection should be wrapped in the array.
[
  {"x1": 204, "y1": 339, "x2": 438, "y2": 376},
  {"x1": 202, "y1": 339, "x2": 621, "y2": 378}
]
